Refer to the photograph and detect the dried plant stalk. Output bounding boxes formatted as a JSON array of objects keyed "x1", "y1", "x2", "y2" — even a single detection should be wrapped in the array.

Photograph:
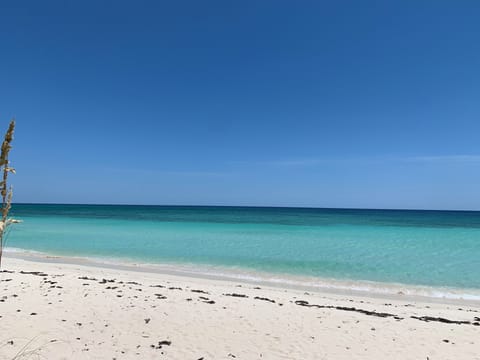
[{"x1": 0, "y1": 119, "x2": 16, "y2": 267}]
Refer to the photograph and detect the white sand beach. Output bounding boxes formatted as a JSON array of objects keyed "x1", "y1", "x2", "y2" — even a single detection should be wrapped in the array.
[{"x1": 1, "y1": 256, "x2": 479, "y2": 360}]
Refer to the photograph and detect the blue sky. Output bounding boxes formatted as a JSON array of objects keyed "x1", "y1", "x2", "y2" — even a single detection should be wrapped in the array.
[{"x1": 1, "y1": 1, "x2": 480, "y2": 209}]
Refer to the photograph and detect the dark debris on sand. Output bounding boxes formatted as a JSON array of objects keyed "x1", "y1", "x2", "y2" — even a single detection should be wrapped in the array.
[
  {"x1": 296, "y1": 300, "x2": 480, "y2": 326},
  {"x1": 224, "y1": 293, "x2": 249, "y2": 298}
]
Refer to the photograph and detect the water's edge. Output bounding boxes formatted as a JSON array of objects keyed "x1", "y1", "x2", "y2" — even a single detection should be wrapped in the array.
[{"x1": 5, "y1": 247, "x2": 480, "y2": 307}]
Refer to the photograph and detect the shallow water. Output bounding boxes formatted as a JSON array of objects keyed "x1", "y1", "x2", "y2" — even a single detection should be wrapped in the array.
[{"x1": 7, "y1": 204, "x2": 480, "y2": 291}]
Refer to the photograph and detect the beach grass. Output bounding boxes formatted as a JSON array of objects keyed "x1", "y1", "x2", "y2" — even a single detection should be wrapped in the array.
[{"x1": 0, "y1": 119, "x2": 17, "y2": 267}]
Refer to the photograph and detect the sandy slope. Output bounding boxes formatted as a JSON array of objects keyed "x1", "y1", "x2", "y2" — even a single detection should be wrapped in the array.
[{"x1": 1, "y1": 256, "x2": 479, "y2": 360}]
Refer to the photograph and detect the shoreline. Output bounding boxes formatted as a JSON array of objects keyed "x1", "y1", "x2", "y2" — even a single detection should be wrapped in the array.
[
  {"x1": 1, "y1": 255, "x2": 480, "y2": 359},
  {"x1": 5, "y1": 248, "x2": 480, "y2": 307}
]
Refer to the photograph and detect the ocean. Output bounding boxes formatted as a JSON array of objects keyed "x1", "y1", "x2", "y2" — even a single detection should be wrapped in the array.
[{"x1": 6, "y1": 204, "x2": 480, "y2": 297}]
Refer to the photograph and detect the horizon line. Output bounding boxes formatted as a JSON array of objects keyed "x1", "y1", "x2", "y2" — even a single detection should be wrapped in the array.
[{"x1": 11, "y1": 202, "x2": 480, "y2": 213}]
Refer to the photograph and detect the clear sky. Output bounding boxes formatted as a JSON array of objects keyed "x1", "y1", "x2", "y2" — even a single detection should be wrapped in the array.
[{"x1": 1, "y1": 1, "x2": 480, "y2": 209}]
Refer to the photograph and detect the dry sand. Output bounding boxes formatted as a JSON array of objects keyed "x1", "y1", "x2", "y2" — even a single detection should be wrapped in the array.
[{"x1": 1, "y1": 256, "x2": 479, "y2": 359}]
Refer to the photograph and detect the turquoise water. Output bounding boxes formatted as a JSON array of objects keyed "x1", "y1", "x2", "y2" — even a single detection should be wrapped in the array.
[{"x1": 6, "y1": 204, "x2": 480, "y2": 290}]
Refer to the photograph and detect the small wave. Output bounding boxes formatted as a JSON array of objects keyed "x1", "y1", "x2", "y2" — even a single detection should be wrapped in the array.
[
  {"x1": 4, "y1": 247, "x2": 50, "y2": 256},
  {"x1": 168, "y1": 265, "x2": 480, "y2": 302}
]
